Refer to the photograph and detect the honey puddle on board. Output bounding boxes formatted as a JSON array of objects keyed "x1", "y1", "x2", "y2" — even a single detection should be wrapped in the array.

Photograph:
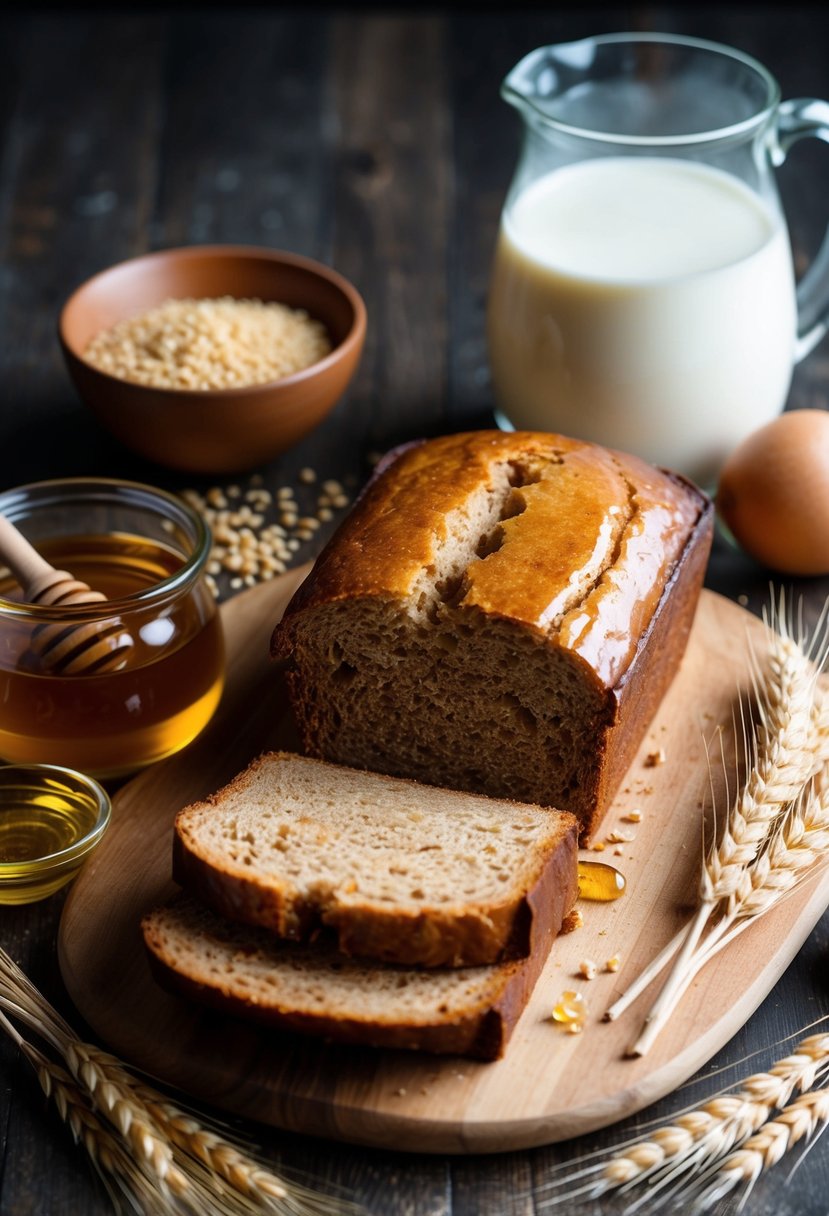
[{"x1": 577, "y1": 860, "x2": 626, "y2": 901}]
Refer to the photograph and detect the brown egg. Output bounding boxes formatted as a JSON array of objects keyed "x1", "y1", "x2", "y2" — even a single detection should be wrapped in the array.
[{"x1": 716, "y1": 409, "x2": 829, "y2": 575}]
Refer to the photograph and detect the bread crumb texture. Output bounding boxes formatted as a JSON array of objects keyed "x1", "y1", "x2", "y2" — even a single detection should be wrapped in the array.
[{"x1": 173, "y1": 752, "x2": 578, "y2": 967}]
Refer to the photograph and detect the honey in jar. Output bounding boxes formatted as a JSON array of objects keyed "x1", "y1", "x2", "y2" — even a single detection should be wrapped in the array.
[{"x1": 0, "y1": 479, "x2": 224, "y2": 779}]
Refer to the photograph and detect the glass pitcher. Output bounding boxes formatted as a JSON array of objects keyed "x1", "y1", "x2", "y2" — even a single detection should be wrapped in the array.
[{"x1": 486, "y1": 33, "x2": 829, "y2": 487}]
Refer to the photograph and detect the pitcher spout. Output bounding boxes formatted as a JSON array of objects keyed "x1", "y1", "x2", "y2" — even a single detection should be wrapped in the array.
[{"x1": 501, "y1": 40, "x2": 598, "y2": 121}]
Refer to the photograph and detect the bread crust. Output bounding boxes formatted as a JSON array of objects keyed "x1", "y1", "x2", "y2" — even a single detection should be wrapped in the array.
[
  {"x1": 271, "y1": 431, "x2": 709, "y2": 689},
  {"x1": 142, "y1": 897, "x2": 554, "y2": 1060},
  {"x1": 173, "y1": 752, "x2": 579, "y2": 967},
  {"x1": 271, "y1": 431, "x2": 713, "y2": 839}
]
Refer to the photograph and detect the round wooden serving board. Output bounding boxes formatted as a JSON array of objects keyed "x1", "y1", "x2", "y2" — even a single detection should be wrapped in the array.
[{"x1": 59, "y1": 570, "x2": 829, "y2": 1153}]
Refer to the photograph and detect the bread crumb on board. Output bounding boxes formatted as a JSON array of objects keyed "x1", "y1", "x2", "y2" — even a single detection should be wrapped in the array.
[
  {"x1": 559, "y1": 907, "x2": 584, "y2": 934},
  {"x1": 644, "y1": 748, "x2": 666, "y2": 767}
]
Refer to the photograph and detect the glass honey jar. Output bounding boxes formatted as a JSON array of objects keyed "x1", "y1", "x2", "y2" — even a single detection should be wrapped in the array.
[{"x1": 0, "y1": 478, "x2": 225, "y2": 778}]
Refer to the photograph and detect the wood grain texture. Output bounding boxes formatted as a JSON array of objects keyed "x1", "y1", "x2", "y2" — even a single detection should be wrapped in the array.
[{"x1": 58, "y1": 572, "x2": 829, "y2": 1153}]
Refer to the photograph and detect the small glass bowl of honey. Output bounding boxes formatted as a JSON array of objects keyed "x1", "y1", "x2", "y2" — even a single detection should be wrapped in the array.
[
  {"x1": 0, "y1": 763, "x2": 111, "y2": 903},
  {"x1": 0, "y1": 478, "x2": 225, "y2": 778}
]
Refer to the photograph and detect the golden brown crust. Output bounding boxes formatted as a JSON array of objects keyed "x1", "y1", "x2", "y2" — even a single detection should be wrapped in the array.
[
  {"x1": 173, "y1": 751, "x2": 579, "y2": 967},
  {"x1": 584, "y1": 497, "x2": 714, "y2": 837},
  {"x1": 272, "y1": 431, "x2": 708, "y2": 690},
  {"x1": 142, "y1": 897, "x2": 555, "y2": 1060}
]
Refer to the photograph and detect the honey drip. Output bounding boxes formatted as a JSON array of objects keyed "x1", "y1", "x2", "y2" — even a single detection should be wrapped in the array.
[
  {"x1": 552, "y1": 990, "x2": 587, "y2": 1034},
  {"x1": 577, "y1": 860, "x2": 626, "y2": 901}
]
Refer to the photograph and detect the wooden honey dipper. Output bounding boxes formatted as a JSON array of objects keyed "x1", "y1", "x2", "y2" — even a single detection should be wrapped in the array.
[{"x1": 0, "y1": 514, "x2": 134, "y2": 675}]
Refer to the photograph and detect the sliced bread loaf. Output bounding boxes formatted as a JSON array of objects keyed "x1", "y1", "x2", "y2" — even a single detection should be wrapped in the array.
[
  {"x1": 142, "y1": 896, "x2": 548, "y2": 1060},
  {"x1": 271, "y1": 431, "x2": 713, "y2": 840},
  {"x1": 173, "y1": 751, "x2": 578, "y2": 968}
]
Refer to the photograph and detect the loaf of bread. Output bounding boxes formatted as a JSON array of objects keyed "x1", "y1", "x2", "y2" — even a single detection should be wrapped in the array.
[
  {"x1": 143, "y1": 895, "x2": 550, "y2": 1060},
  {"x1": 173, "y1": 751, "x2": 578, "y2": 968},
  {"x1": 272, "y1": 430, "x2": 713, "y2": 839}
]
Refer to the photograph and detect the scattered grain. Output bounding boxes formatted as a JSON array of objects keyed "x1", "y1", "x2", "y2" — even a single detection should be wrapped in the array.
[
  {"x1": 605, "y1": 955, "x2": 621, "y2": 973},
  {"x1": 623, "y1": 809, "x2": 643, "y2": 823},
  {"x1": 578, "y1": 959, "x2": 598, "y2": 981},
  {"x1": 182, "y1": 467, "x2": 358, "y2": 600}
]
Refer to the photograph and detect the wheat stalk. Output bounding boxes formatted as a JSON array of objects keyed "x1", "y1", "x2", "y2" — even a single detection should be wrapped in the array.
[
  {"x1": 690, "y1": 1085, "x2": 829, "y2": 1212},
  {"x1": 537, "y1": 1027, "x2": 829, "y2": 1211},
  {"x1": 1, "y1": 1008, "x2": 188, "y2": 1215},
  {"x1": 617, "y1": 768, "x2": 829, "y2": 1045},
  {"x1": 703, "y1": 631, "x2": 817, "y2": 901},
  {"x1": 607, "y1": 622, "x2": 820, "y2": 1030},
  {"x1": 615, "y1": 607, "x2": 826, "y2": 1055},
  {"x1": 0, "y1": 948, "x2": 361, "y2": 1215}
]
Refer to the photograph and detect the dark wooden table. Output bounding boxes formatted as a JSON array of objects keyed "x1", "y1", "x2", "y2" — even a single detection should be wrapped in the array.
[{"x1": 2, "y1": 7, "x2": 829, "y2": 1214}]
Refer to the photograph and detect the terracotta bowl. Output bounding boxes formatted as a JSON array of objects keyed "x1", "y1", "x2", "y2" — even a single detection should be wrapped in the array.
[{"x1": 59, "y1": 245, "x2": 366, "y2": 475}]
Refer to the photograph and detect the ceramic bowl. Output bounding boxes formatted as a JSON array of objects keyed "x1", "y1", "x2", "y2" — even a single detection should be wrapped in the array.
[
  {"x1": 58, "y1": 245, "x2": 366, "y2": 474},
  {"x1": 0, "y1": 763, "x2": 111, "y2": 904}
]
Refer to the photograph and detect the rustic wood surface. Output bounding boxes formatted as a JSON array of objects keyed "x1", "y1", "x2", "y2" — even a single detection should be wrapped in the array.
[
  {"x1": 2, "y1": 6, "x2": 829, "y2": 1214},
  {"x1": 58, "y1": 581, "x2": 829, "y2": 1154}
]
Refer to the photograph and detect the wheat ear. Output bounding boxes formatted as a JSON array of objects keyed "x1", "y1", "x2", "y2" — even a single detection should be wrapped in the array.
[
  {"x1": 622, "y1": 761, "x2": 829, "y2": 1043},
  {"x1": 0, "y1": 1007, "x2": 188, "y2": 1214},
  {"x1": 607, "y1": 625, "x2": 818, "y2": 1031},
  {"x1": 0, "y1": 948, "x2": 362, "y2": 1215},
  {"x1": 691, "y1": 1085, "x2": 829, "y2": 1212},
  {"x1": 628, "y1": 625, "x2": 819, "y2": 1056},
  {"x1": 537, "y1": 1030, "x2": 829, "y2": 1210}
]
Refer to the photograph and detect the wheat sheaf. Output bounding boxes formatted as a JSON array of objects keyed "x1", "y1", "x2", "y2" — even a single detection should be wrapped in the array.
[
  {"x1": 0, "y1": 949, "x2": 361, "y2": 1215},
  {"x1": 538, "y1": 1023, "x2": 829, "y2": 1213},
  {"x1": 606, "y1": 593, "x2": 829, "y2": 1057}
]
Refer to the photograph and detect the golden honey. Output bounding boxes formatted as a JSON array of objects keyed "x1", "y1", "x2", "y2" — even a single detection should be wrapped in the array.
[
  {"x1": 0, "y1": 530, "x2": 224, "y2": 778},
  {"x1": 577, "y1": 860, "x2": 627, "y2": 901},
  {"x1": 552, "y1": 989, "x2": 587, "y2": 1033},
  {"x1": 0, "y1": 765, "x2": 110, "y2": 903}
]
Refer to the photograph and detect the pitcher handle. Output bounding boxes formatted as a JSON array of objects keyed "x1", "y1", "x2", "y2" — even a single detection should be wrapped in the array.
[{"x1": 772, "y1": 98, "x2": 829, "y2": 361}]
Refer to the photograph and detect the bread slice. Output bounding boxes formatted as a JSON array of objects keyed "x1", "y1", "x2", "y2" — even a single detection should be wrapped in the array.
[
  {"x1": 143, "y1": 895, "x2": 550, "y2": 1059},
  {"x1": 173, "y1": 751, "x2": 578, "y2": 968},
  {"x1": 271, "y1": 432, "x2": 712, "y2": 840}
]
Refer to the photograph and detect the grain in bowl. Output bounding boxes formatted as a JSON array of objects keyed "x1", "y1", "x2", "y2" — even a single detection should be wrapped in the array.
[{"x1": 83, "y1": 296, "x2": 332, "y2": 390}]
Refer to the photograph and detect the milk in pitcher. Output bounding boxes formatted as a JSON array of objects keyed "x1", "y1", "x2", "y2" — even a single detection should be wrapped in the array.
[{"x1": 487, "y1": 157, "x2": 797, "y2": 485}]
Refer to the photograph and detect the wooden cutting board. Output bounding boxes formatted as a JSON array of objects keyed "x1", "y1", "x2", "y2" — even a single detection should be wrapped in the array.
[{"x1": 58, "y1": 570, "x2": 829, "y2": 1153}]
